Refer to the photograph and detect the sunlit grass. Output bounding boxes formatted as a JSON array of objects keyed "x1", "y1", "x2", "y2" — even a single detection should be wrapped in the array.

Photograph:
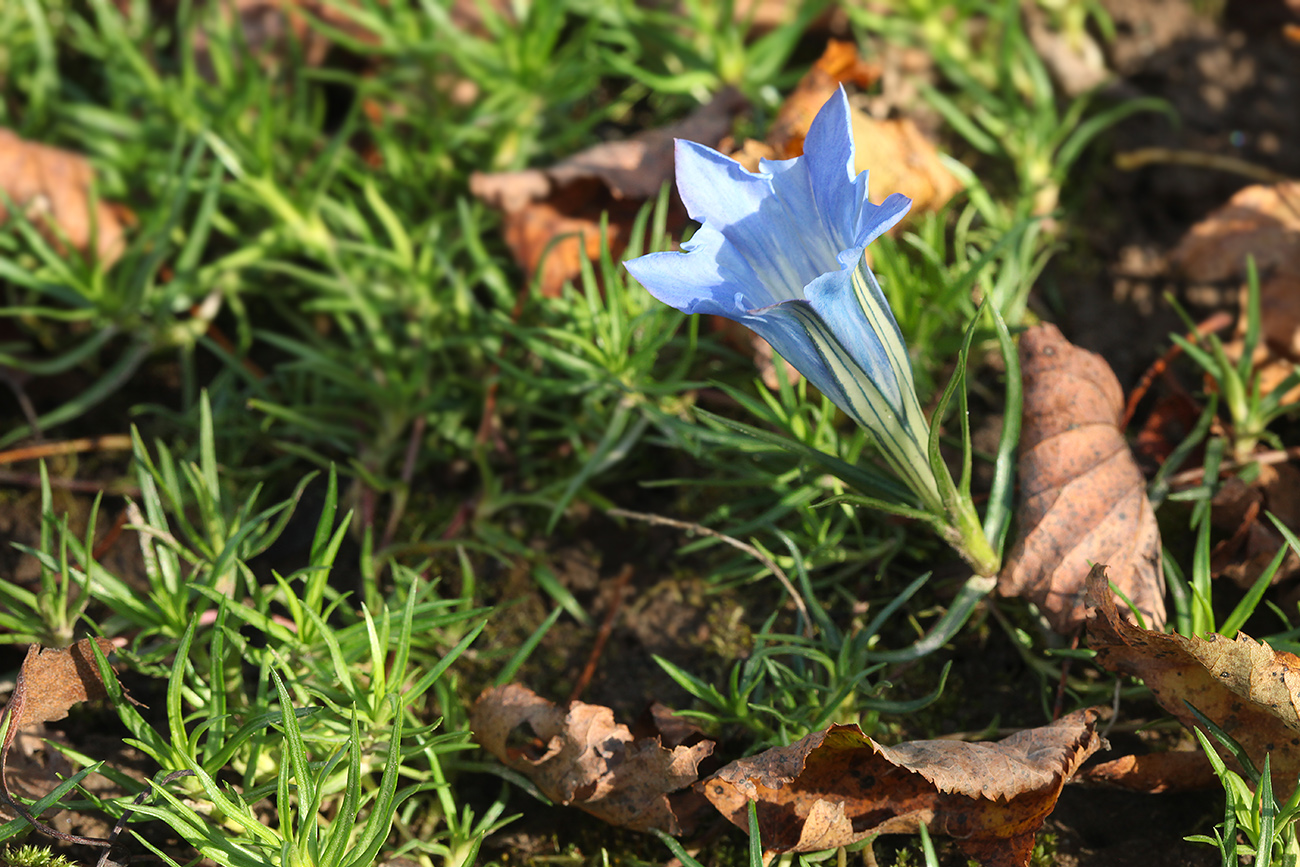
[{"x1": 0, "y1": 0, "x2": 1288, "y2": 864}]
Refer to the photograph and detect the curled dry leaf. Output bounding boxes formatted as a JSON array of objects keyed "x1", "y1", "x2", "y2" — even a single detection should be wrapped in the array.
[
  {"x1": 469, "y1": 89, "x2": 747, "y2": 298},
  {"x1": 1, "y1": 638, "x2": 117, "y2": 734},
  {"x1": 0, "y1": 637, "x2": 120, "y2": 847},
  {"x1": 999, "y1": 323, "x2": 1165, "y2": 633},
  {"x1": 1171, "y1": 181, "x2": 1300, "y2": 584},
  {"x1": 1210, "y1": 464, "x2": 1300, "y2": 589},
  {"x1": 1172, "y1": 181, "x2": 1300, "y2": 404},
  {"x1": 1086, "y1": 563, "x2": 1300, "y2": 799},
  {"x1": 470, "y1": 684, "x2": 713, "y2": 834},
  {"x1": 1077, "y1": 750, "x2": 1218, "y2": 794},
  {"x1": 0, "y1": 130, "x2": 127, "y2": 267},
  {"x1": 702, "y1": 709, "x2": 1102, "y2": 867}
]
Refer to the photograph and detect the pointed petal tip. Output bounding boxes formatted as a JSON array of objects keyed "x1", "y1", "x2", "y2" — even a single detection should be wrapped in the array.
[
  {"x1": 673, "y1": 138, "x2": 754, "y2": 179},
  {"x1": 803, "y1": 85, "x2": 856, "y2": 175},
  {"x1": 854, "y1": 192, "x2": 913, "y2": 247}
]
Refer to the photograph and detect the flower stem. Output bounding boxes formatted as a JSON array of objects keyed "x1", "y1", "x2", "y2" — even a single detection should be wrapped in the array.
[{"x1": 945, "y1": 492, "x2": 1001, "y2": 578}]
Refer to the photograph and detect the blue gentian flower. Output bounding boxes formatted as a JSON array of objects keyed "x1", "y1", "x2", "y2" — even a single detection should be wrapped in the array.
[{"x1": 625, "y1": 87, "x2": 940, "y2": 508}]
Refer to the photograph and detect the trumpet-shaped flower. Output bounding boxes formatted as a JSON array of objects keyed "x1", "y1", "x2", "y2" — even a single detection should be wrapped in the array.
[{"x1": 625, "y1": 87, "x2": 941, "y2": 509}]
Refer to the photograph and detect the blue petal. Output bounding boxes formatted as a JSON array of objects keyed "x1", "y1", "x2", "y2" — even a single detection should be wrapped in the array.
[
  {"x1": 793, "y1": 87, "x2": 861, "y2": 250},
  {"x1": 753, "y1": 91, "x2": 862, "y2": 280},
  {"x1": 675, "y1": 140, "x2": 826, "y2": 301},
  {"x1": 749, "y1": 300, "x2": 937, "y2": 503},
  {"x1": 762, "y1": 90, "x2": 912, "y2": 255},
  {"x1": 797, "y1": 88, "x2": 912, "y2": 244},
  {"x1": 855, "y1": 192, "x2": 911, "y2": 248},
  {"x1": 760, "y1": 154, "x2": 847, "y2": 276},
  {"x1": 624, "y1": 221, "x2": 770, "y2": 318},
  {"x1": 741, "y1": 302, "x2": 853, "y2": 412},
  {"x1": 673, "y1": 139, "x2": 773, "y2": 237},
  {"x1": 804, "y1": 262, "x2": 903, "y2": 411}
]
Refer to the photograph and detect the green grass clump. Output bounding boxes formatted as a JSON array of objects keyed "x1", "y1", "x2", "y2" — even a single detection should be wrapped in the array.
[{"x1": 1, "y1": 0, "x2": 1293, "y2": 865}]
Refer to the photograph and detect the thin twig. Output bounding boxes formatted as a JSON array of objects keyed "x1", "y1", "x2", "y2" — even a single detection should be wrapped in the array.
[
  {"x1": 1120, "y1": 311, "x2": 1233, "y2": 431},
  {"x1": 0, "y1": 470, "x2": 140, "y2": 497},
  {"x1": 196, "y1": 311, "x2": 266, "y2": 380},
  {"x1": 1167, "y1": 444, "x2": 1300, "y2": 488},
  {"x1": 475, "y1": 283, "x2": 530, "y2": 452},
  {"x1": 381, "y1": 414, "x2": 428, "y2": 551},
  {"x1": 439, "y1": 496, "x2": 478, "y2": 540},
  {"x1": 606, "y1": 507, "x2": 812, "y2": 635},
  {"x1": 1115, "y1": 147, "x2": 1295, "y2": 183},
  {"x1": 92, "y1": 507, "x2": 130, "y2": 561},
  {"x1": 568, "y1": 563, "x2": 635, "y2": 704},
  {"x1": 0, "y1": 434, "x2": 133, "y2": 466},
  {"x1": 0, "y1": 369, "x2": 42, "y2": 439},
  {"x1": 94, "y1": 769, "x2": 197, "y2": 867},
  {"x1": 1051, "y1": 629, "x2": 1081, "y2": 721}
]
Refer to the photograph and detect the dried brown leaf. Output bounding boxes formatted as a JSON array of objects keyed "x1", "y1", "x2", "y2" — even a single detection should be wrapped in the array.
[
  {"x1": 5, "y1": 638, "x2": 117, "y2": 733},
  {"x1": 999, "y1": 324, "x2": 1165, "y2": 633},
  {"x1": 846, "y1": 113, "x2": 961, "y2": 217},
  {"x1": 470, "y1": 684, "x2": 713, "y2": 834},
  {"x1": 0, "y1": 130, "x2": 127, "y2": 267},
  {"x1": 0, "y1": 637, "x2": 119, "y2": 847},
  {"x1": 1077, "y1": 750, "x2": 1218, "y2": 793},
  {"x1": 469, "y1": 89, "x2": 746, "y2": 298},
  {"x1": 1172, "y1": 181, "x2": 1300, "y2": 285},
  {"x1": 1210, "y1": 464, "x2": 1300, "y2": 588},
  {"x1": 702, "y1": 709, "x2": 1102, "y2": 867},
  {"x1": 1172, "y1": 181, "x2": 1300, "y2": 404},
  {"x1": 1086, "y1": 563, "x2": 1300, "y2": 798}
]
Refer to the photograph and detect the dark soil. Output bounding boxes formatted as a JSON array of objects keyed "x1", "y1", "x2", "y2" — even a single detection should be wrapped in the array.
[{"x1": 1054, "y1": 0, "x2": 1300, "y2": 386}]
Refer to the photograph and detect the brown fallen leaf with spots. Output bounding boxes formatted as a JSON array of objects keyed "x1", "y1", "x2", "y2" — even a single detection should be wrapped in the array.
[
  {"x1": 1086, "y1": 563, "x2": 1300, "y2": 800},
  {"x1": 999, "y1": 323, "x2": 1165, "y2": 633},
  {"x1": 0, "y1": 130, "x2": 128, "y2": 267},
  {"x1": 0, "y1": 637, "x2": 120, "y2": 847},
  {"x1": 470, "y1": 684, "x2": 714, "y2": 834},
  {"x1": 1171, "y1": 180, "x2": 1300, "y2": 312},
  {"x1": 2, "y1": 638, "x2": 117, "y2": 730},
  {"x1": 701, "y1": 709, "x2": 1102, "y2": 867}
]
